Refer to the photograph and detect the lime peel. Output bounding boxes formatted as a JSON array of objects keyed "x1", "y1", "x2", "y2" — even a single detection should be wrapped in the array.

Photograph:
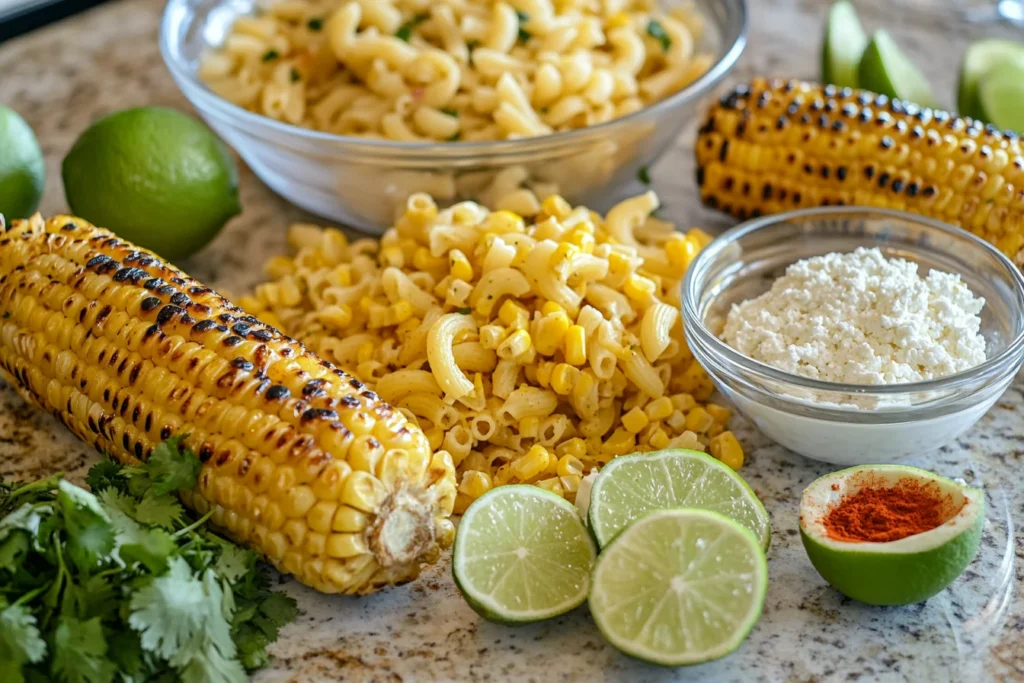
[{"x1": 821, "y1": 0, "x2": 867, "y2": 88}]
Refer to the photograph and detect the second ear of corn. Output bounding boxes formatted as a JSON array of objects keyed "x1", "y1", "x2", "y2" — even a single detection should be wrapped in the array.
[
  {"x1": 0, "y1": 214, "x2": 457, "y2": 595},
  {"x1": 696, "y1": 77, "x2": 1024, "y2": 264}
]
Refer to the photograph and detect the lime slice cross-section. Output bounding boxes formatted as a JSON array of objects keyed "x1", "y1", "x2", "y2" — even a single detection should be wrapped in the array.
[
  {"x1": 978, "y1": 62, "x2": 1024, "y2": 133},
  {"x1": 587, "y1": 449, "x2": 771, "y2": 550},
  {"x1": 958, "y1": 39, "x2": 1024, "y2": 120},
  {"x1": 452, "y1": 485, "x2": 596, "y2": 624},
  {"x1": 589, "y1": 508, "x2": 768, "y2": 666},
  {"x1": 858, "y1": 30, "x2": 936, "y2": 107},
  {"x1": 822, "y1": 0, "x2": 868, "y2": 88}
]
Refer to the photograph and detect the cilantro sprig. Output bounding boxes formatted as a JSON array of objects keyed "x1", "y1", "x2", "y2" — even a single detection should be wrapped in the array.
[
  {"x1": 0, "y1": 438, "x2": 297, "y2": 683},
  {"x1": 647, "y1": 19, "x2": 671, "y2": 52}
]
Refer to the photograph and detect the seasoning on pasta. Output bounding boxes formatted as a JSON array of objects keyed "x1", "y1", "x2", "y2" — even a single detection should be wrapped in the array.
[
  {"x1": 239, "y1": 192, "x2": 743, "y2": 512},
  {"x1": 198, "y1": 0, "x2": 713, "y2": 141}
]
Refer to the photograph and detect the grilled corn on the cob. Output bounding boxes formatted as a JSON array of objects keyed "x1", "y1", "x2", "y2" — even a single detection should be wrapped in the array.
[
  {"x1": 696, "y1": 77, "x2": 1024, "y2": 263},
  {"x1": 0, "y1": 214, "x2": 456, "y2": 594}
]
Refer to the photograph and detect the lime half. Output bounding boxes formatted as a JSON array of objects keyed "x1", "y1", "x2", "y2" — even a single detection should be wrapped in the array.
[
  {"x1": 978, "y1": 62, "x2": 1024, "y2": 133},
  {"x1": 453, "y1": 485, "x2": 595, "y2": 623},
  {"x1": 587, "y1": 449, "x2": 771, "y2": 550},
  {"x1": 821, "y1": 1, "x2": 867, "y2": 88},
  {"x1": 589, "y1": 509, "x2": 768, "y2": 666},
  {"x1": 0, "y1": 107, "x2": 45, "y2": 220},
  {"x1": 800, "y1": 465, "x2": 984, "y2": 606},
  {"x1": 858, "y1": 30, "x2": 935, "y2": 107},
  {"x1": 958, "y1": 39, "x2": 1024, "y2": 120}
]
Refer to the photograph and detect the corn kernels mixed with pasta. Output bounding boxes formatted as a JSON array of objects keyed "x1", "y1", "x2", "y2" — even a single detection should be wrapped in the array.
[{"x1": 241, "y1": 192, "x2": 744, "y2": 511}]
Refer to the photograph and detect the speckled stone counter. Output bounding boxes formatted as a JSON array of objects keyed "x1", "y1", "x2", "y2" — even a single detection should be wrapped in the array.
[{"x1": 1, "y1": 0, "x2": 1022, "y2": 680}]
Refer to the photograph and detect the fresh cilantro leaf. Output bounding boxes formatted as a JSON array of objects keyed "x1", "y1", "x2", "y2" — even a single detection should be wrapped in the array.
[
  {"x1": 289, "y1": 68, "x2": 301, "y2": 83},
  {"x1": 211, "y1": 540, "x2": 255, "y2": 584},
  {"x1": 447, "y1": 132, "x2": 462, "y2": 141},
  {"x1": 146, "y1": 437, "x2": 201, "y2": 496},
  {"x1": 516, "y1": 11, "x2": 530, "y2": 43},
  {"x1": 63, "y1": 575, "x2": 117, "y2": 622},
  {"x1": 637, "y1": 166, "x2": 651, "y2": 185},
  {"x1": 262, "y1": 49, "x2": 279, "y2": 62},
  {"x1": 0, "y1": 604, "x2": 46, "y2": 683},
  {"x1": 0, "y1": 531, "x2": 30, "y2": 573},
  {"x1": 96, "y1": 488, "x2": 135, "y2": 518},
  {"x1": 0, "y1": 503, "x2": 49, "y2": 545},
  {"x1": 515, "y1": 10, "x2": 529, "y2": 22},
  {"x1": 57, "y1": 482, "x2": 114, "y2": 573},
  {"x1": 458, "y1": 307, "x2": 472, "y2": 314},
  {"x1": 84, "y1": 460, "x2": 125, "y2": 493},
  {"x1": 104, "y1": 630, "x2": 144, "y2": 679},
  {"x1": 103, "y1": 501, "x2": 175, "y2": 575},
  {"x1": 232, "y1": 624, "x2": 269, "y2": 670},
  {"x1": 306, "y1": 17, "x2": 323, "y2": 31},
  {"x1": 395, "y1": 13, "x2": 429, "y2": 42},
  {"x1": 440, "y1": 107, "x2": 458, "y2": 117},
  {"x1": 133, "y1": 491, "x2": 185, "y2": 529},
  {"x1": 177, "y1": 645, "x2": 247, "y2": 683},
  {"x1": 647, "y1": 20, "x2": 671, "y2": 52},
  {"x1": 51, "y1": 616, "x2": 116, "y2": 683},
  {"x1": 518, "y1": 27, "x2": 531, "y2": 42},
  {"x1": 258, "y1": 592, "x2": 298, "y2": 632}
]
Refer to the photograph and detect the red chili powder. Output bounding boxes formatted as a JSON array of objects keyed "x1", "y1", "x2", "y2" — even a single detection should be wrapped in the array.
[{"x1": 823, "y1": 479, "x2": 962, "y2": 543}]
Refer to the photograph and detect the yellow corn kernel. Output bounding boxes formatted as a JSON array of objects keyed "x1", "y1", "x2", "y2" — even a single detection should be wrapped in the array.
[
  {"x1": 536, "y1": 477, "x2": 565, "y2": 497},
  {"x1": 318, "y1": 304, "x2": 353, "y2": 330},
  {"x1": 425, "y1": 427, "x2": 445, "y2": 451},
  {"x1": 306, "y1": 500, "x2": 338, "y2": 534},
  {"x1": 493, "y1": 463, "x2": 514, "y2": 486},
  {"x1": 685, "y1": 406, "x2": 714, "y2": 433},
  {"x1": 511, "y1": 444, "x2": 551, "y2": 481},
  {"x1": 564, "y1": 325, "x2": 587, "y2": 365},
  {"x1": 606, "y1": 11, "x2": 631, "y2": 28},
  {"x1": 557, "y1": 437, "x2": 588, "y2": 459},
  {"x1": 413, "y1": 246, "x2": 446, "y2": 271},
  {"x1": 601, "y1": 427, "x2": 635, "y2": 455},
  {"x1": 390, "y1": 301, "x2": 415, "y2": 325},
  {"x1": 541, "y1": 301, "x2": 566, "y2": 317},
  {"x1": 327, "y1": 532, "x2": 368, "y2": 559},
  {"x1": 482, "y1": 210, "x2": 525, "y2": 234},
  {"x1": 519, "y1": 415, "x2": 540, "y2": 439},
  {"x1": 648, "y1": 427, "x2": 670, "y2": 449},
  {"x1": 665, "y1": 234, "x2": 700, "y2": 270},
  {"x1": 357, "y1": 342, "x2": 375, "y2": 364},
  {"x1": 541, "y1": 194, "x2": 572, "y2": 219},
  {"x1": 710, "y1": 431, "x2": 744, "y2": 470},
  {"x1": 550, "y1": 363, "x2": 581, "y2": 395},
  {"x1": 565, "y1": 229, "x2": 595, "y2": 253},
  {"x1": 706, "y1": 402, "x2": 732, "y2": 424},
  {"x1": 644, "y1": 396, "x2": 674, "y2": 421},
  {"x1": 607, "y1": 251, "x2": 633, "y2": 277},
  {"x1": 621, "y1": 406, "x2": 650, "y2": 433},
  {"x1": 556, "y1": 454, "x2": 584, "y2": 477},
  {"x1": 480, "y1": 323, "x2": 508, "y2": 349},
  {"x1": 458, "y1": 470, "x2": 493, "y2": 499},
  {"x1": 670, "y1": 393, "x2": 697, "y2": 412},
  {"x1": 448, "y1": 248, "x2": 474, "y2": 281},
  {"x1": 499, "y1": 299, "x2": 529, "y2": 328},
  {"x1": 687, "y1": 228, "x2": 714, "y2": 249},
  {"x1": 380, "y1": 245, "x2": 405, "y2": 267},
  {"x1": 497, "y1": 329, "x2": 532, "y2": 360},
  {"x1": 535, "y1": 361, "x2": 555, "y2": 388},
  {"x1": 535, "y1": 311, "x2": 571, "y2": 355},
  {"x1": 707, "y1": 423, "x2": 725, "y2": 439},
  {"x1": 624, "y1": 274, "x2": 657, "y2": 303}
]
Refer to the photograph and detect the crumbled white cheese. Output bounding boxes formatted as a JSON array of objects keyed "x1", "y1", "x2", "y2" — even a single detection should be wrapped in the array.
[{"x1": 721, "y1": 247, "x2": 987, "y2": 384}]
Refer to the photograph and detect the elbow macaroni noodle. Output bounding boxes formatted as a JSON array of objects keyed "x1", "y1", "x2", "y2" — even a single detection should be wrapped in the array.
[
  {"x1": 241, "y1": 192, "x2": 744, "y2": 511},
  {"x1": 200, "y1": 0, "x2": 713, "y2": 141}
]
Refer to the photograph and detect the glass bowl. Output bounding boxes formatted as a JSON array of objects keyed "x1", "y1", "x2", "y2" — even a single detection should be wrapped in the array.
[
  {"x1": 682, "y1": 208, "x2": 1024, "y2": 465},
  {"x1": 159, "y1": 0, "x2": 747, "y2": 231}
]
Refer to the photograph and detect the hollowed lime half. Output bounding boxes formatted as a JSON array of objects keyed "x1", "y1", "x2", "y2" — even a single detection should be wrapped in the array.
[{"x1": 799, "y1": 465, "x2": 983, "y2": 606}]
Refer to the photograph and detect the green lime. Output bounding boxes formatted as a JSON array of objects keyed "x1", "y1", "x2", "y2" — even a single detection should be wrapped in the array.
[
  {"x1": 958, "y1": 39, "x2": 1024, "y2": 120},
  {"x1": 800, "y1": 465, "x2": 984, "y2": 606},
  {"x1": 821, "y1": 1, "x2": 867, "y2": 88},
  {"x1": 587, "y1": 449, "x2": 771, "y2": 550},
  {"x1": 978, "y1": 62, "x2": 1024, "y2": 133},
  {"x1": 858, "y1": 31, "x2": 936, "y2": 107},
  {"x1": 589, "y1": 508, "x2": 768, "y2": 666},
  {"x1": 62, "y1": 107, "x2": 240, "y2": 262},
  {"x1": 0, "y1": 107, "x2": 45, "y2": 220},
  {"x1": 452, "y1": 485, "x2": 595, "y2": 624}
]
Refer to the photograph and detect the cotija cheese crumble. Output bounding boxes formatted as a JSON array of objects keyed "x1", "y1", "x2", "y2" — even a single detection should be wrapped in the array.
[{"x1": 721, "y1": 247, "x2": 987, "y2": 384}]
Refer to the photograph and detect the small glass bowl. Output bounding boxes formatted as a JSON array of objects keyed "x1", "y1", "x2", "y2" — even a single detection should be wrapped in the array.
[
  {"x1": 682, "y1": 208, "x2": 1024, "y2": 465},
  {"x1": 159, "y1": 0, "x2": 746, "y2": 231}
]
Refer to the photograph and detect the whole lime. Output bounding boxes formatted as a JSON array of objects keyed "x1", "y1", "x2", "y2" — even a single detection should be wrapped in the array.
[
  {"x1": 62, "y1": 107, "x2": 241, "y2": 262},
  {"x1": 0, "y1": 107, "x2": 46, "y2": 219}
]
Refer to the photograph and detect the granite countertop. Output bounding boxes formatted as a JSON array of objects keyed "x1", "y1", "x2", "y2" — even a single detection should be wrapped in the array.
[{"x1": 1, "y1": 0, "x2": 1022, "y2": 680}]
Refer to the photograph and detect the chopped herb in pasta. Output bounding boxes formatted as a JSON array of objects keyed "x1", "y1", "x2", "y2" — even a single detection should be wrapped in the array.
[{"x1": 647, "y1": 20, "x2": 672, "y2": 52}]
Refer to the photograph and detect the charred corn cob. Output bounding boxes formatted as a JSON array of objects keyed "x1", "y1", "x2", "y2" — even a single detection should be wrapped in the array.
[
  {"x1": 696, "y1": 77, "x2": 1024, "y2": 263},
  {"x1": 0, "y1": 214, "x2": 456, "y2": 594}
]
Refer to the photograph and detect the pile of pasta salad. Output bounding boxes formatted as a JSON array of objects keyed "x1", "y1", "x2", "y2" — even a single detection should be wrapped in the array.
[{"x1": 239, "y1": 191, "x2": 743, "y2": 512}]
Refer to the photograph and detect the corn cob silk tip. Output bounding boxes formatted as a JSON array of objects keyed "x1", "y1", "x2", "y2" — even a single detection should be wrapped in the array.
[
  {"x1": 696, "y1": 78, "x2": 1024, "y2": 264},
  {"x1": 0, "y1": 215, "x2": 457, "y2": 594}
]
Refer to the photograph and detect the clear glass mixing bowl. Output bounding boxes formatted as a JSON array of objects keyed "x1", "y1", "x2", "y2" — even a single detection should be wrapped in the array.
[
  {"x1": 682, "y1": 207, "x2": 1024, "y2": 464},
  {"x1": 159, "y1": 0, "x2": 747, "y2": 231}
]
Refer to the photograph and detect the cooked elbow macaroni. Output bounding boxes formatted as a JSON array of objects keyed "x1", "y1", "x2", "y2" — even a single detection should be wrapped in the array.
[
  {"x1": 241, "y1": 192, "x2": 743, "y2": 511},
  {"x1": 200, "y1": 0, "x2": 713, "y2": 141}
]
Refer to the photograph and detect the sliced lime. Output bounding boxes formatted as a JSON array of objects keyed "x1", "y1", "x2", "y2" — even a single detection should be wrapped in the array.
[
  {"x1": 0, "y1": 107, "x2": 45, "y2": 220},
  {"x1": 978, "y1": 62, "x2": 1024, "y2": 133},
  {"x1": 587, "y1": 449, "x2": 771, "y2": 550},
  {"x1": 958, "y1": 39, "x2": 1024, "y2": 120},
  {"x1": 821, "y1": 1, "x2": 867, "y2": 88},
  {"x1": 800, "y1": 465, "x2": 984, "y2": 606},
  {"x1": 589, "y1": 509, "x2": 768, "y2": 666},
  {"x1": 452, "y1": 485, "x2": 595, "y2": 623},
  {"x1": 858, "y1": 30, "x2": 935, "y2": 107}
]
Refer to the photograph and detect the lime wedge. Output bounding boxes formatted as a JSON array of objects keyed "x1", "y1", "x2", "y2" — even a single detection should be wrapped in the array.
[
  {"x1": 589, "y1": 509, "x2": 768, "y2": 666},
  {"x1": 821, "y1": 1, "x2": 867, "y2": 88},
  {"x1": 587, "y1": 449, "x2": 771, "y2": 550},
  {"x1": 958, "y1": 39, "x2": 1024, "y2": 120},
  {"x1": 858, "y1": 30, "x2": 935, "y2": 107},
  {"x1": 452, "y1": 485, "x2": 595, "y2": 623},
  {"x1": 800, "y1": 465, "x2": 984, "y2": 606},
  {"x1": 978, "y1": 62, "x2": 1024, "y2": 133}
]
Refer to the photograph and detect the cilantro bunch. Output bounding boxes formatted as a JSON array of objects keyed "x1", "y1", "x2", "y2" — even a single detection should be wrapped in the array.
[{"x1": 0, "y1": 437, "x2": 297, "y2": 683}]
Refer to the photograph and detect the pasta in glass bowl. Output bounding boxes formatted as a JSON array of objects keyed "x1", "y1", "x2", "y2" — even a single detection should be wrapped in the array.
[{"x1": 159, "y1": 0, "x2": 746, "y2": 230}]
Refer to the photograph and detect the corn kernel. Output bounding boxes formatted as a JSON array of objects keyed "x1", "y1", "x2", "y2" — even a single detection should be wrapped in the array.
[
  {"x1": 564, "y1": 325, "x2": 587, "y2": 365},
  {"x1": 425, "y1": 427, "x2": 445, "y2": 451},
  {"x1": 327, "y1": 532, "x2": 367, "y2": 559},
  {"x1": 557, "y1": 437, "x2": 588, "y2": 459},
  {"x1": 707, "y1": 423, "x2": 725, "y2": 438},
  {"x1": 670, "y1": 393, "x2": 697, "y2": 412},
  {"x1": 453, "y1": 492, "x2": 472, "y2": 515},
  {"x1": 688, "y1": 228, "x2": 714, "y2": 249},
  {"x1": 413, "y1": 246, "x2": 446, "y2": 271},
  {"x1": 458, "y1": 470, "x2": 493, "y2": 499},
  {"x1": 566, "y1": 229, "x2": 596, "y2": 253},
  {"x1": 541, "y1": 301, "x2": 566, "y2": 317},
  {"x1": 648, "y1": 427, "x2": 670, "y2": 449},
  {"x1": 389, "y1": 300, "x2": 414, "y2": 325},
  {"x1": 607, "y1": 251, "x2": 633, "y2": 276},
  {"x1": 535, "y1": 361, "x2": 555, "y2": 388},
  {"x1": 685, "y1": 406, "x2": 714, "y2": 433},
  {"x1": 480, "y1": 324, "x2": 508, "y2": 349},
  {"x1": 499, "y1": 300, "x2": 529, "y2": 328},
  {"x1": 706, "y1": 403, "x2": 732, "y2": 424},
  {"x1": 601, "y1": 427, "x2": 635, "y2": 455},
  {"x1": 665, "y1": 234, "x2": 700, "y2": 270},
  {"x1": 536, "y1": 477, "x2": 564, "y2": 497},
  {"x1": 556, "y1": 454, "x2": 584, "y2": 477},
  {"x1": 550, "y1": 363, "x2": 580, "y2": 395},
  {"x1": 678, "y1": 361, "x2": 715, "y2": 400},
  {"x1": 381, "y1": 245, "x2": 405, "y2": 267},
  {"x1": 448, "y1": 248, "x2": 474, "y2": 281},
  {"x1": 482, "y1": 210, "x2": 525, "y2": 234},
  {"x1": 357, "y1": 342, "x2": 375, "y2": 364},
  {"x1": 606, "y1": 11, "x2": 631, "y2": 28},
  {"x1": 644, "y1": 396, "x2": 674, "y2": 421},
  {"x1": 511, "y1": 445, "x2": 551, "y2": 481},
  {"x1": 624, "y1": 274, "x2": 657, "y2": 303},
  {"x1": 622, "y1": 406, "x2": 650, "y2": 433},
  {"x1": 497, "y1": 329, "x2": 532, "y2": 360},
  {"x1": 318, "y1": 304, "x2": 353, "y2": 330},
  {"x1": 535, "y1": 311, "x2": 570, "y2": 355},
  {"x1": 541, "y1": 194, "x2": 572, "y2": 219},
  {"x1": 710, "y1": 431, "x2": 744, "y2": 470},
  {"x1": 519, "y1": 415, "x2": 540, "y2": 438}
]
